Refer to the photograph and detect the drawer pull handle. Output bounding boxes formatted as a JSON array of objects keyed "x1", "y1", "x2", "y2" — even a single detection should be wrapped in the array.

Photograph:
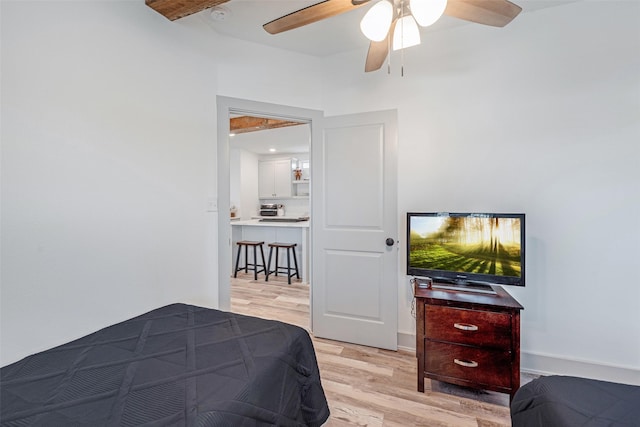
[
  {"x1": 454, "y1": 358, "x2": 479, "y2": 368},
  {"x1": 454, "y1": 323, "x2": 478, "y2": 331}
]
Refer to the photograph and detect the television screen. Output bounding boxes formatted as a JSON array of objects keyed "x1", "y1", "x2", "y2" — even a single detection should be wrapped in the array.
[{"x1": 407, "y1": 212, "x2": 525, "y2": 288}]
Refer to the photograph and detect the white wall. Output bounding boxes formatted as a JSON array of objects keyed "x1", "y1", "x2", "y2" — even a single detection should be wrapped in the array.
[
  {"x1": 1, "y1": 1, "x2": 325, "y2": 366},
  {"x1": 321, "y1": 1, "x2": 640, "y2": 382},
  {"x1": 230, "y1": 149, "x2": 259, "y2": 219},
  {"x1": 0, "y1": 1, "x2": 223, "y2": 365},
  {"x1": 214, "y1": 38, "x2": 324, "y2": 111}
]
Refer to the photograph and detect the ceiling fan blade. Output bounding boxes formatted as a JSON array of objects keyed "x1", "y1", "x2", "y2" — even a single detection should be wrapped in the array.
[
  {"x1": 364, "y1": 19, "x2": 395, "y2": 72},
  {"x1": 364, "y1": 40, "x2": 388, "y2": 72},
  {"x1": 264, "y1": 0, "x2": 368, "y2": 35},
  {"x1": 444, "y1": 0, "x2": 522, "y2": 27}
]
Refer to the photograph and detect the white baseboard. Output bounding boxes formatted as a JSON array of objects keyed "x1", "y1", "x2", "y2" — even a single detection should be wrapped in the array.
[
  {"x1": 521, "y1": 351, "x2": 640, "y2": 385},
  {"x1": 397, "y1": 332, "x2": 640, "y2": 386},
  {"x1": 398, "y1": 331, "x2": 415, "y2": 352}
]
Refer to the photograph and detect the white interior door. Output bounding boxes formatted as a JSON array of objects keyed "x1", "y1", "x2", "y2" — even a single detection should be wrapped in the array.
[{"x1": 311, "y1": 110, "x2": 398, "y2": 350}]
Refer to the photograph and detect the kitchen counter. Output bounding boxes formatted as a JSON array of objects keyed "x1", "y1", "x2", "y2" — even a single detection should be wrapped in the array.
[
  {"x1": 232, "y1": 218, "x2": 309, "y2": 228},
  {"x1": 230, "y1": 219, "x2": 310, "y2": 283}
]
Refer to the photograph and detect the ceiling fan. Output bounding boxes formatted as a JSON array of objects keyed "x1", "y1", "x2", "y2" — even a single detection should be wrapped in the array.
[{"x1": 263, "y1": 0, "x2": 522, "y2": 72}]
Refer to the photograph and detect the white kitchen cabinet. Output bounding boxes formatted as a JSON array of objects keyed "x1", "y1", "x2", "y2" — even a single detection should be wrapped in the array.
[{"x1": 259, "y1": 159, "x2": 292, "y2": 199}]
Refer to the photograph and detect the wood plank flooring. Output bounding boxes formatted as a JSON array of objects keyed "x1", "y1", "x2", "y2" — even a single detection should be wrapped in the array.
[{"x1": 230, "y1": 274, "x2": 513, "y2": 427}]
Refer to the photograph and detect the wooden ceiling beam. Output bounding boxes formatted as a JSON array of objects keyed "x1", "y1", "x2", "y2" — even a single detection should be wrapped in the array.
[
  {"x1": 146, "y1": 0, "x2": 230, "y2": 21},
  {"x1": 230, "y1": 116, "x2": 305, "y2": 135}
]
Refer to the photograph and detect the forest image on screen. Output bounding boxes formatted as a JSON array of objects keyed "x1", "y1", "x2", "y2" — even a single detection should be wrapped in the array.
[{"x1": 410, "y1": 216, "x2": 522, "y2": 278}]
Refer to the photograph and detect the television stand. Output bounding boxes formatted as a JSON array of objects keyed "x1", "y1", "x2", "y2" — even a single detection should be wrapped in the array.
[{"x1": 415, "y1": 284, "x2": 523, "y2": 402}]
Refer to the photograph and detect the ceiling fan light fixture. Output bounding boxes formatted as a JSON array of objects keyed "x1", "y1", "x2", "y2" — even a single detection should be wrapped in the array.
[
  {"x1": 393, "y1": 15, "x2": 420, "y2": 51},
  {"x1": 360, "y1": 0, "x2": 393, "y2": 42},
  {"x1": 410, "y1": 0, "x2": 447, "y2": 27}
]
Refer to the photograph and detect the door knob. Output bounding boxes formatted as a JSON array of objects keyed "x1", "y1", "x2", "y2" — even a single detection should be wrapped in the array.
[{"x1": 386, "y1": 238, "x2": 395, "y2": 247}]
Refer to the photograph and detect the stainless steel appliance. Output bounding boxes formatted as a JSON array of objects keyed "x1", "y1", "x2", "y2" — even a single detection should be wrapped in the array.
[{"x1": 259, "y1": 204, "x2": 278, "y2": 216}]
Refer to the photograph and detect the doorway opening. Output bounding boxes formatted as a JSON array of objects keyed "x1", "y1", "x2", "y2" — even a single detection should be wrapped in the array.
[
  {"x1": 229, "y1": 114, "x2": 310, "y2": 328},
  {"x1": 216, "y1": 97, "x2": 323, "y2": 330}
]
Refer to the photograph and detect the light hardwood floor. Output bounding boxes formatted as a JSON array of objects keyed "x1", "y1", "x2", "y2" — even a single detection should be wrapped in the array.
[{"x1": 231, "y1": 274, "x2": 513, "y2": 427}]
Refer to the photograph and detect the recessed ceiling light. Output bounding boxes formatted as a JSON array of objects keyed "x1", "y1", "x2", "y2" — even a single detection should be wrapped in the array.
[{"x1": 269, "y1": 148, "x2": 276, "y2": 152}]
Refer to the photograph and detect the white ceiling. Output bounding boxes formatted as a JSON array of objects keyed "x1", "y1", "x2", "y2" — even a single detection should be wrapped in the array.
[
  {"x1": 230, "y1": 121, "x2": 311, "y2": 155},
  {"x1": 194, "y1": 0, "x2": 580, "y2": 57}
]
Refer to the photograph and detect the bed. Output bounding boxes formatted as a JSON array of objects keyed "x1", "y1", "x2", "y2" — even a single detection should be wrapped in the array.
[
  {"x1": 0, "y1": 303, "x2": 330, "y2": 426},
  {"x1": 510, "y1": 375, "x2": 640, "y2": 426}
]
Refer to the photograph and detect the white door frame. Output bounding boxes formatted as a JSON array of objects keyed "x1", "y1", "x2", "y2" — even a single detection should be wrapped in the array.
[{"x1": 216, "y1": 96, "x2": 322, "y2": 312}]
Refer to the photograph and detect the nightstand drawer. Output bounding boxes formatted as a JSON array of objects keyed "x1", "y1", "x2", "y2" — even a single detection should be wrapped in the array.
[
  {"x1": 425, "y1": 341, "x2": 512, "y2": 388},
  {"x1": 425, "y1": 305, "x2": 512, "y2": 348}
]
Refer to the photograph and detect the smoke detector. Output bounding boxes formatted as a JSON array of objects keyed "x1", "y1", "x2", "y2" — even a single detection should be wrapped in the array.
[{"x1": 210, "y1": 6, "x2": 231, "y2": 22}]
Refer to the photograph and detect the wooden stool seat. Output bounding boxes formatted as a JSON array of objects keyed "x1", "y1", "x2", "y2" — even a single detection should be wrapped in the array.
[
  {"x1": 266, "y1": 242, "x2": 300, "y2": 285},
  {"x1": 234, "y1": 241, "x2": 267, "y2": 281}
]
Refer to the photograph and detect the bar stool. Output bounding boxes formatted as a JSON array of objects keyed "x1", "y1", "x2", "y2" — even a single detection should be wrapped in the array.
[
  {"x1": 266, "y1": 242, "x2": 300, "y2": 285},
  {"x1": 234, "y1": 241, "x2": 267, "y2": 281}
]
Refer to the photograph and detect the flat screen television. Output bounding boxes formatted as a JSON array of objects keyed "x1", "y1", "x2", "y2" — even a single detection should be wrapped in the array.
[{"x1": 407, "y1": 212, "x2": 525, "y2": 293}]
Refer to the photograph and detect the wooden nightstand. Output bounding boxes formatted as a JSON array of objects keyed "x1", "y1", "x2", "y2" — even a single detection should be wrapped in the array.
[{"x1": 415, "y1": 284, "x2": 523, "y2": 402}]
